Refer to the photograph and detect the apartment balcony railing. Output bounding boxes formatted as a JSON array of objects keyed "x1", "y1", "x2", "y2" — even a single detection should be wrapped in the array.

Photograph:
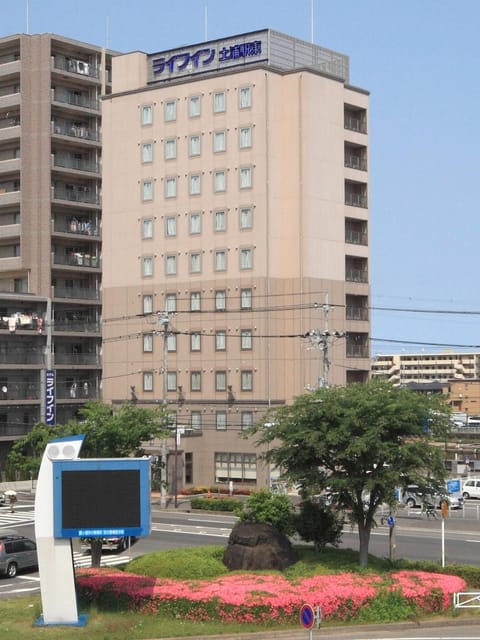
[
  {"x1": 0, "y1": 386, "x2": 40, "y2": 401},
  {"x1": 53, "y1": 56, "x2": 100, "y2": 80},
  {"x1": 345, "y1": 155, "x2": 367, "y2": 171},
  {"x1": 346, "y1": 344, "x2": 369, "y2": 358},
  {"x1": 53, "y1": 88, "x2": 100, "y2": 111},
  {"x1": 346, "y1": 268, "x2": 368, "y2": 283},
  {"x1": 53, "y1": 218, "x2": 99, "y2": 236},
  {"x1": 0, "y1": 115, "x2": 20, "y2": 130},
  {"x1": 0, "y1": 350, "x2": 44, "y2": 364},
  {"x1": 345, "y1": 229, "x2": 368, "y2": 245},
  {"x1": 53, "y1": 253, "x2": 100, "y2": 268},
  {"x1": 346, "y1": 306, "x2": 369, "y2": 321},
  {"x1": 55, "y1": 384, "x2": 98, "y2": 400},
  {"x1": 53, "y1": 155, "x2": 99, "y2": 174},
  {"x1": 53, "y1": 286, "x2": 100, "y2": 300},
  {"x1": 52, "y1": 122, "x2": 99, "y2": 142},
  {"x1": 53, "y1": 186, "x2": 100, "y2": 205},
  {"x1": 0, "y1": 423, "x2": 37, "y2": 437},
  {"x1": 345, "y1": 192, "x2": 368, "y2": 208},
  {"x1": 54, "y1": 320, "x2": 100, "y2": 333},
  {"x1": 344, "y1": 116, "x2": 367, "y2": 134},
  {"x1": 0, "y1": 92, "x2": 20, "y2": 110},
  {"x1": 54, "y1": 353, "x2": 100, "y2": 366}
]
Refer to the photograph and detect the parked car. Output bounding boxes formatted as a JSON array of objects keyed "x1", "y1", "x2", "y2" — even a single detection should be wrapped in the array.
[
  {"x1": 401, "y1": 485, "x2": 463, "y2": 509},
  {"x1": 80, "y1": 536, "x2": 136, "y2": 552},
  {"x1": 462, "y1": 479, "x2": 480, "y2": 499},
  {"x1": 0, "y1": 532, "x2": 38, "y2": 578},
  {"x1": 0, "y1": 493, "x2": 5, "y2": 506}
]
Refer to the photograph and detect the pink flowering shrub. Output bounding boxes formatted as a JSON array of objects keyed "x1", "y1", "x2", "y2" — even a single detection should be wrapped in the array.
[{"x1": 76, "y1": 568, "x2": 466, "y2": 625}]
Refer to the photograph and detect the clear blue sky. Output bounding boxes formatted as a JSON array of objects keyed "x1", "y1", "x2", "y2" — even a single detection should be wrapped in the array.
[{"x1": 3, "y1": 0, "x2": 480, "y2": 355}]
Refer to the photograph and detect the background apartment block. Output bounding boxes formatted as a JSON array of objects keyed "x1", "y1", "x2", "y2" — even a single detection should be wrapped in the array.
[
  {"x1": 371, "y1": 352, "x2": 480, "y2": 385},
  {"x1": 102, "y1": 30, "x2": 371, "y2": 490},
  {"x1": 0, "y1": 34, "x2": 113, "y2": 471}
]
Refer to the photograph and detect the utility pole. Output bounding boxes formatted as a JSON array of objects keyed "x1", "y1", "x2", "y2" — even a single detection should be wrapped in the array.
[
  {"x1": 305, "y1": 294, "x2": 345, "y2": 388},
  {"x1": 158, "y1": 311, "x2": 169, "y2": 508}
]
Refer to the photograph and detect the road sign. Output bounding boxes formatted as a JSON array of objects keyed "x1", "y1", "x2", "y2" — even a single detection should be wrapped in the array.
[{"x1": 300, "y1": 603, "x2": 315, "y2": 629}]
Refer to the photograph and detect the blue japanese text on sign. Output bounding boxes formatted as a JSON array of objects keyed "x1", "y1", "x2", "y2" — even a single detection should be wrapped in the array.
[{"x1": 45, "y1": 369, "x2": 56, "y2": 426}]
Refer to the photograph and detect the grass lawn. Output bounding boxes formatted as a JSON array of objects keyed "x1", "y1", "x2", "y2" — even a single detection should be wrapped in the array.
[{"x1": 0, "y1": 546, "x2": 478, "y2": 640}]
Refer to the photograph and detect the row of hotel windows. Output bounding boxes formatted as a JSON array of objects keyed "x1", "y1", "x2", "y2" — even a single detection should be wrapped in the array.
[
  {"x1": 141, "y1": 167, "x2": 254, "y2": 200},
  {"x1": 143, "y1": 329, "x2": 253, "y2": 352},
  {"x1": 142, "y1": 207, "x2": 253, "y2": 239},
  {"x1": 143, "y1": 370, "x2": 255, "y2": 393},
  {"x1": 142, "y1": 289, "x2": 253, "y2": 314},
  {"x1": 170, "y1": 412, "x2": 255, "y2": 432},
  {"x1": 141, "y1": 126, "x2": 252, "y2": 162},
  {"x1": 141, "y1": 248, "x2": 255, "y2": 277},
  {"x1": 140, "y1": 87, "x2": 252, "y2": 125}
]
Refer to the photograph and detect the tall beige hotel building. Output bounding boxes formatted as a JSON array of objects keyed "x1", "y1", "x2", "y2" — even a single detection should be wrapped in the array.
[{"x1": 102, "y1": 30, "x2": 370, "y2": 490}]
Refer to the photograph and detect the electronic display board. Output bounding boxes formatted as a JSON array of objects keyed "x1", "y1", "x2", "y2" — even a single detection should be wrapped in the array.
[{"x1": 52, "y1": 458, "x2": 151, "y2": 538}]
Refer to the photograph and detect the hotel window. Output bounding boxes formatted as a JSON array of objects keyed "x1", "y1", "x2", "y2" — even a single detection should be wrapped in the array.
[
  {"x1": 190, "y1": 291, "x2": 201, "y2": 311},
  {"x1": 142, "y1": 180, "x2": 153, "y2": 201},
  {"x1": 239, "y1": 86, "x2": 252, "y2": 109},
  {"x1": 191, "y1": 371, "x2": 201, "y2": 391},
  {"x1": 190, "y1": 332, "x2": 201, "y2": 351},
  {"x1": 167, "y1": 372, "x2": 177, "y2": 391},
  {"x1": 215, "y1": 210, "x2": 226, "y2": 232},
  {"x1": 214, "y1": 170, "x2": 226, "y2": 192},
  {"x1": 216, "y1": 411, "x2": 227, "y2": 430},
  {"x1": 143, "y1": 333, "x2": 153, "y2": 352},
  {"x1": 239, "y1": 166, "x2": 252, "y2": 189},
  {"x1": 191, "y1": 411, "x2": 202, "y2": 431},
  {"x1": 189, "y1": 212, "x2": 201, "y2": 234},
  {"x1": 189, "y1": 134, "x2": 201, "y2": 156},
  {"x1": 142, "y1": 256, "x2": 153, "y2": 277},
  {"x1": 164, "y1": 99, "x2": 176, "y2": 121},
  {"x1": 142, "y1": 218, "x2": 153, "y2": 239},
  {"x1": 241, "y1": 329, "x2": 252, "y2": 350},
  {"x1": 214, "y1": 249, "x2": 227, "y2": 271},
  {"x1": 216, "y1": 371, "x2": 227, "y2": 392},
  {"x1": 213, "y1": 90, "x2": 226, "y2": 113},
  {"x1": 215, "y1": 330, "x2": 226, "y2": 351},
  {"x1": 240, "y1": 288, "x2": 252, "y2": 309},
  {"x1": 143, "y1": 371, "x2": 153, "y2": 391},
  {"x1": 189, "y1": 95, "x2": 201, "y2": 117},
  {"x1": 213, "y1": 130, "x2": 226, "y2": 152},
  {"x1": 141, "y1": 142, "x2": 153, "y2": 163},
  {"x1": 141, "y1": 104, "x2": 153, "y2": 125},
  {"x1": 165, "y1": 215, "x2": 177, "y2": 237},
  {"x1": 239, "y1": 126, "x2": 252, "y2": 149},
  {"x1": 241, "y1": 411, "x2": 253, "y2": 430},
  {"x1": 240, "y1": 247, "x2": 253, "y2": 270},
  {"x1": 167, "y1": 333, "x2": 177, "y2": 352},
  {"x1": 241, "y1": 370, "x2": 253, "y2": 391},
  {"x1": 165, "y1": 138, "x2": 177, "y2": 160},
  {"x1": 215, "y1": 290, "x2": 226, "y2": 311},
  {"x1": 165, "y1": 293, "x2": 177, "y2": 312},
  {"x1": 165, "y1": 177, "x2": 177, "y2": 198},
  {"x1": 239, "y1": 207, "x2": 253, "y2": 229},
  {"x1": 143, "y1": 294, "x2": 153, "y2": 314},
  {"x1": 189, "y1": 174, "x2": 201, "y2": 195},
  {"x1": 190, "y1": 252, "x2": 201, "y2": 273},
  {"x1": 165, "y1": 254, "x2": 177, "y2": 275}
]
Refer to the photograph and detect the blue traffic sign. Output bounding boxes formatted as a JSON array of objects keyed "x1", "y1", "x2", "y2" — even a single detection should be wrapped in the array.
[{"x1": 300, "y1": 603, "x2": 315, "y2": 629}]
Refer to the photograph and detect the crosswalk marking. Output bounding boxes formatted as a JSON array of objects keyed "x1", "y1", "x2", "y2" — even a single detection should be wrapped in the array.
[
  {"x1": 0, "y1": 511, "x2": 34, "y2": 528},
  {"x1": 73, "y1": 551, "x2": 132, "y2": 569}
]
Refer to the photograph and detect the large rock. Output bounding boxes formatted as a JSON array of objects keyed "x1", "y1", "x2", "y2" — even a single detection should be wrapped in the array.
[{"x1": 223, "y1": 521, "x2": 298, "y2": 571}]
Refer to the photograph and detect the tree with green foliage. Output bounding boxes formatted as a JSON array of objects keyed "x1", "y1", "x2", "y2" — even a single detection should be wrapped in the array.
[
  {"x1": 294, "y1": 498, "x2": 344, "y2": 552},
  {"x1": 249, "y1": 380, "x2": 451, "y2": 566},
  {"x1": 238, "y1": 489, "x2": 296, "y2": 536}
]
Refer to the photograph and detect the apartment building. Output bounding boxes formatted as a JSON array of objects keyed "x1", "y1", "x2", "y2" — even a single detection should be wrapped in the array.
[
  {"x1": 371, "y1": 352, "x2": 480, "y2": 385},
  {"x1": 0, "y1": 34, "x2": 114, "y2": 470},
  {"x1": 102, "y1": 29, "x2": 371, "y2": 489}
]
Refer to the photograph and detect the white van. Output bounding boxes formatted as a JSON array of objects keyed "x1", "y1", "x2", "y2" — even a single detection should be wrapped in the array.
[{"x1": 462, "y1": 479, "x2": 480, "y2": 499}]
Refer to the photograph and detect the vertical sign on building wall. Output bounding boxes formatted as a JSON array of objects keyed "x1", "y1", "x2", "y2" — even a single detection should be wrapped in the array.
[{"x1": 45, "y1": 370, "x2": 56, "y2": 426}]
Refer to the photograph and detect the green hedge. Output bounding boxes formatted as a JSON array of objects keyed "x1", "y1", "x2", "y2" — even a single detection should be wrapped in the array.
[{"x1": 190, "y1": 497, "x2": 241, "y2": 512}]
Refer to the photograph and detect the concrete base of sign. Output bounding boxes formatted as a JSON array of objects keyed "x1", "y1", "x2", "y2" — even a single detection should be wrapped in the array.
[{"x1": 34, "y1": 613, "x2": 89, "y2": 627}]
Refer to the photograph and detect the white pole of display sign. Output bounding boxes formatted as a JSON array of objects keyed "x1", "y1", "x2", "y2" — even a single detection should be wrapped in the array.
[
  {"x1": 34, "y1": 435, "x2": 87, "y2": 627},
  {"x1": 441, "y1": 516, "x2": 445, "y2": 568}
]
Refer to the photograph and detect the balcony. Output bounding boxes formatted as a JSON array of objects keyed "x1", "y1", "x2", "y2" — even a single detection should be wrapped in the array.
[
  {"x1": 346, "y1": 343, "x2": 369, "y2": 358},
  {"x1": 53, "y1": 286, "x2": 100, "y2": 301},
  {"x1": 344, "y1": 106, "x2": 367, "y2": 134},
  {"x1": 0, "y1": 348, "x2": 44, "y2": 365},
  {"x1": 345, "y1": 154, "x2": 367, "y2": 171},
  {"x1": 53, "y1": 184, "x2": 100, "y2": 205},
  {"x1": 54, "y1": 319, "x2": 100, "y2": 333},
  {"x1": 53, "y1": 88, "x2": 100, "y2": 111},
  {"x1": 52, "y1": 122, "x2": 99, "y2": 143},
  {"x1": 0, "y1": 91, "x2": 20, "y2": 110},
  {"x1": 54, "y1": 352, "x2": 100, "y2": 366},
  {"x1": 346, "y1": 268, "x2": 368, "y2": 283},
  {"x1": 0, "y1": 59, "x2": 20, "y2": 78},
  {"x1": 53, "y1": 252, "x2": 100, "y2": 269},
  {"x1": 345, "y1": 192, "x2": 368, "y2": 208},
  {"x1": 53, "y1": 217, "x2": 100, "y2": 237},
  {"x1": 52, "y1": 55, "x2": 100, "y2": 80},
  {"x1": 0, "y1": 223, "x2": 20, "y2": 240},
  {"x1": 0, "y1": 157, "x2": 20, "y2": 174},
  {"x1": 53, "y1": 154, "x2": 99, "y2": 174},
  {"x1": 346, "y1": 305, "x2": 368, "y2": 321}
]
